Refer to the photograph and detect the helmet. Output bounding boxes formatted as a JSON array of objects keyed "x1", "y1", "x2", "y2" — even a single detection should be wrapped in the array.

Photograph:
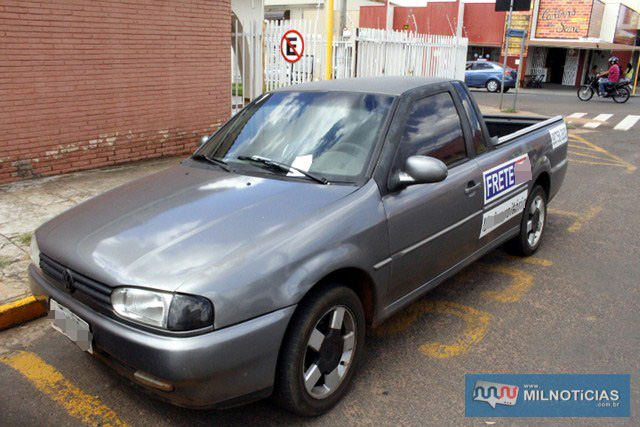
[{"x1": 608, "y1": 56, "x2": 619, "y2": 64}]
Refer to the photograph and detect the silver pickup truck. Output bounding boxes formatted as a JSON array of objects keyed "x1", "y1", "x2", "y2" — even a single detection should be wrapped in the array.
[{"x1": 29, "y1": 77, "x2": 567, "y2": 416}]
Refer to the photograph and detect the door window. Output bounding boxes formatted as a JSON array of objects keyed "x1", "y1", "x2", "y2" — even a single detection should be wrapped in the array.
[{"x1": 396, "y1": 92, "x2": 467, "y2": 168}]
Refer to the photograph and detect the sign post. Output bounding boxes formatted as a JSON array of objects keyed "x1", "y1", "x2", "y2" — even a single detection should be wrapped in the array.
[
  {"x1": 512, "y1": 30, "x2": 527, "y2": 111},
  {"x1": 499, "y1": 0, "x2": 514, "y2": 111}
]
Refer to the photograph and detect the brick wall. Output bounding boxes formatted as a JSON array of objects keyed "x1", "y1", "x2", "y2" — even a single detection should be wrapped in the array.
[
  {"x1": 535, "y1": 0, "x2": 594, "y2": 39},
  {"x1": 0, "y1": 0, "x2": 231, "y2": 184}
]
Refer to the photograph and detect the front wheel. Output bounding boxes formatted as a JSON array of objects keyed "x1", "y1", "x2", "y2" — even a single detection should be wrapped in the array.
[
  {"x1": 505, "y1": 186, "x2": 547, "y2": 256},
  {"x1": 577, "y1": 85, "x2": 593, "y2": 101},
  {"x1": 273, "y1": 284, "x2": 365, "y2": 416},
  {"x1": 613, "y1": 87, "x2": 630, "y2": 103},
  {"x1": 486, "y1": 79, "x2": 500, "y2": 92}
]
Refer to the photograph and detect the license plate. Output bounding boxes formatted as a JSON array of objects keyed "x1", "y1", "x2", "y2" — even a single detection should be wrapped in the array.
[{"x1": 49, "y1": 299, "x2": 93, "y2": 353}]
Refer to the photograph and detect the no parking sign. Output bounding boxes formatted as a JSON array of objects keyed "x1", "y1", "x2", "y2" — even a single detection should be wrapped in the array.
[{"x1": 281, "y1": 30, "x2": 304, "y2": 64}]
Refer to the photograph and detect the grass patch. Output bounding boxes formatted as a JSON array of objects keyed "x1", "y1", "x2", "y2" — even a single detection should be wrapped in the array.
[
  {"x1": 501, "y1": 107, "x2": 518, "y2": 113},
  {"x1": 0, "y1": 257, "x2": 12, "y2": 269},
  {"x1": 231, "y1": 82, "x2": 243, "y2": 97},
  {"x1": 17, "y1": 232, "x2": 32, "y2": 245}
]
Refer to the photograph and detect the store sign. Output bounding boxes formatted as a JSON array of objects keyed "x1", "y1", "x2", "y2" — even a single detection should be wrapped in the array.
[{"x1": 534, "y1": 0, "x2": 593, "y2": 39}]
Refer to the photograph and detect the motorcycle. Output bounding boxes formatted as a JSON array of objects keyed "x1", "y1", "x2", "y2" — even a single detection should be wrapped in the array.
[{"x1": 577, "y1": 77, "x2": 631, "y2": 103}]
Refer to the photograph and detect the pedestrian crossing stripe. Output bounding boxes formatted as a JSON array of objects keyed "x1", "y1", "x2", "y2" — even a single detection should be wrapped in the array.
[
  {"x1": 566, "y1": 113, "x2": 640, "y2": 131},
  {"x1": 567, "y1": 133, "x2": 636, "y2": 173}
]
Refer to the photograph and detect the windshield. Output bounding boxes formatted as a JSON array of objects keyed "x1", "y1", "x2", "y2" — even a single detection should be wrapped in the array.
[{"x1": 199, "y1": 91, "x2": 395, "y2": 183}]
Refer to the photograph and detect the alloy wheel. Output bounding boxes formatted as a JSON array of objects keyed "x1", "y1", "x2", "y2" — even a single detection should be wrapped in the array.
[
  {"x1": 526, "y1": 195, "x2": 545, "y2": 248},
  {"x1": 302, "y1": 305, "x2": 356, "y2": 399}
]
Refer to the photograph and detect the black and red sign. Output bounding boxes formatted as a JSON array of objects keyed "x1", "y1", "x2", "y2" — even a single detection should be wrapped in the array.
[{"x1": 281, "y1": 30, "x2": 304, "y2": 64}]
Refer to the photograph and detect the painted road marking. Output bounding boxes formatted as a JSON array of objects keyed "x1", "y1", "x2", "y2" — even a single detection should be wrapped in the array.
[
  {"x1": 0, "y1": 351, "x2": 129, "y2": 426},
  {"x1": 614, "y1": 114, "x2": 640, "y2": 131},
  {"x1": 583, "y1": 114, "x2": 613, "y2": 129},
  {"x1": 373, "y1": 300, "x2": 491, "y2": 359},
  {"x1": 548, "y1": 206, "x2": 602, "y2": 233},
  {"x1": 0, "y1": 295, "x2": 47, "y2": 330},
  {"x1": 480, "y1": 265, "x2": 534, "y2": 303},
  {"x1": 498, "y1": 254, "x2": 554, "y2": 267},
  {"x1": 568, "y1": 133, "x2": 636, "y2": 173},
  {"x1": 567, "y1": 112, "x2": 587, "y2": 119}
]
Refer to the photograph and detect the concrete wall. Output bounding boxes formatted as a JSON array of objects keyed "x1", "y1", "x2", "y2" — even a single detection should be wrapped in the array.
[{"x1": 0, "y1": 0, "x2": 231, "y2": 185}]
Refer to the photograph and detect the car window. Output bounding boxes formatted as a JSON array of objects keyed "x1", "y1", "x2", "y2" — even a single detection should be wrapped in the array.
[
  {"x1": 395, "y1": 92, "x2": 467, "y2": 168},
  {"x1": 453, "y1": 82, "x2": 487, "y2": 155},
  {"x1": 476, "y1": 63, "x2": 493, "y2": 70},
  {"x1": 465, "y1": 63, "x2": 473, "y2": 70}
]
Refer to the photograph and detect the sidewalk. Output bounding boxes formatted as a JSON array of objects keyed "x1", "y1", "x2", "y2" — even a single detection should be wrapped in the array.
[{"x1": 0, "y1": 156, "x2": 181, "y2": 329}]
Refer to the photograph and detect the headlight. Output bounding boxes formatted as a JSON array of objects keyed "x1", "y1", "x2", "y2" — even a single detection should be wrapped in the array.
[
  {"x1": 111, "y1": 288, "x2": 214, "y2": 331},
  {"x1": 30, "y1": 234, "x2": 40, "y2": 266}
]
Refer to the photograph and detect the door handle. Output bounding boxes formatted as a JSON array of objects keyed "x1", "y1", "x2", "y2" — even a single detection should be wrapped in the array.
[{"x1": 465, "y1": 181, "x2": 482, "y2": 195}]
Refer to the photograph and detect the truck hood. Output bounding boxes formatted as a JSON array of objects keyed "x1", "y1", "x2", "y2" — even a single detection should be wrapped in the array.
[{"x1": 37, "y1": 162, "x2": 357, "y2": 291}]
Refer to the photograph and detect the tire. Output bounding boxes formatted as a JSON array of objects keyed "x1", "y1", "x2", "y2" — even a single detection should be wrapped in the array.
[
  {"x1": 273, "y1": 284, "x2": 366, "y2": 416},
  {"x1": 577, "y1": 85, "x2": 593, "y2": 101},
  {"x1": 503, "y1": 87, "x2": 510, "y2": 93},
  {"x1": 505, "y1": 185, "x2": 547, "y2": 256},
  {"x1": 613, "y1": 87, "x2": 630, "y2": 103},
  {"x1": 486, "y1": 79, "x2": 500, "y2": 93}
]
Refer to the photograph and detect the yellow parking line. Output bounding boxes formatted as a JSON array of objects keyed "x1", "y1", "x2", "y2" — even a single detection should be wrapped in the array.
[
  {"x1": 373, "y1": 300, "x2": 492, "y2": 359},
  {"x1": 548, "y1": 206, "x2": 602, "y2": 233},
  {"x1": 480, "y1": 264, "x2": 533, "y2": 303},
  {"x1": 0, "y1": 296, "x2": 47, "y2": 330},
  {"x1": 498, "y1": 254, "x2": 553, "y2": 267},
  {"x1": 0, "y1": 351, "x2": 128, "y2": 427}
]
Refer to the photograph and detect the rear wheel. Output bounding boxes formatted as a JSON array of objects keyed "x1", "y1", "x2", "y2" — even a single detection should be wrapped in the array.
[
  {"x1": 577, "y1": 85, "x2": 593, "y2": 101},
  {"x1": 505, "y1": 185, "x2": 547, "y2": 256},
  {"x1": 486, "y1": 79, "x2": 500, "y2": 93},
  {"x1": 273, "y1": 284, "x2": 365, "y2": 416},
  {"x1": 613, "y1": 87, "x2": 630, "y2": 103}
]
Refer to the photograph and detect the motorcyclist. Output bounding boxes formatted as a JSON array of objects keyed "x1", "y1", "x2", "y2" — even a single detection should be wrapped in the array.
[{"x1": 598, "y1": 57, "x2": 621, "y2": 97}]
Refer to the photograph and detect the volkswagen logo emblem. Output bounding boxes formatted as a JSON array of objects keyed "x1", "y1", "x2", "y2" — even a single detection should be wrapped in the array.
[{"x1": 62, "y1": 269, "x2": 75, "y2": 293}]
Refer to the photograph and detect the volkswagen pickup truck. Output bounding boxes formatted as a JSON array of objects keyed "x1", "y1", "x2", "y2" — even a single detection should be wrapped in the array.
[{"x1": 28, "y1": 77, "x2": 568, "y2": 416}]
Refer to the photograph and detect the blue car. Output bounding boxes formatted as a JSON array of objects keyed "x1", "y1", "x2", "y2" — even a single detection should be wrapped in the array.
[{"x1": 465, "y1": 61, "x2": 517, "y2": 92}]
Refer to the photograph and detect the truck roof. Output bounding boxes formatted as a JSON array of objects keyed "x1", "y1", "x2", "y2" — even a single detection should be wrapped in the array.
[{"x1": 273, "y1": 76, "x2": 451, "y2": 96}]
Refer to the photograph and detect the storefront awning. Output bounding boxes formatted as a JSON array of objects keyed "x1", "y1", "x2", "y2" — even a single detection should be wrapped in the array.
[{"x1": 527, "y1": 39, "x2": 640, "y2": 51}]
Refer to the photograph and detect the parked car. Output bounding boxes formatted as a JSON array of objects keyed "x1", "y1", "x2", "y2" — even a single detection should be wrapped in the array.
[
  {"x1": 465, "y1": 60, "x2": 517, "y2": 92},
  {"x1": 29, "y1": 77, "x2": 567, "y2": 417}
]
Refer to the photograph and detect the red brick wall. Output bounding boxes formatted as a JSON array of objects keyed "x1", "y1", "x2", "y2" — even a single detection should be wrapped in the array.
[
  {"x1": 0, "y1": 0, "x2": 231, "y2": 184},
  {"x1": 535, "y1": 0, "x2": 594, "y2": 39}
]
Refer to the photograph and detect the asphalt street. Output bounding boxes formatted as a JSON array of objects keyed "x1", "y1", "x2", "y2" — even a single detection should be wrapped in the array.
[{"x1": 1, "y1": 91, "x2": 639, "y2": 426}]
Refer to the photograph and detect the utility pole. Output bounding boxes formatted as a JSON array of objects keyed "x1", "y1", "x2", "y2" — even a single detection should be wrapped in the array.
[
  {"x1": 499, "y1": 0, "x2": 514, "y2": 111},
  {"x1": 339, "y1": 0, "x2": 347, "y2": 36},
  {"x1": 455, "y1": 0, "x2": 465, "y2": 80},
  {"x1": 325, "y1": 0, "x2": 335, "y2": 80}
]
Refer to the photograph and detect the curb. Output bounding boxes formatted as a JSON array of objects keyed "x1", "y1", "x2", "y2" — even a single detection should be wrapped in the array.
[{"x1": 0, "y1": 295, "x2": 48, "y2": 331}]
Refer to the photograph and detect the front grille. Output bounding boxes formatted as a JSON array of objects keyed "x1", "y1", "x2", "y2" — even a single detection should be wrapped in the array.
[{"x1": 40, "y1": 253, "x2": 113, "y2": 308}]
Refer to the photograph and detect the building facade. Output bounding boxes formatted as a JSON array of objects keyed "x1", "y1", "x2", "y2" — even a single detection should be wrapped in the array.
[
  {"x1": 359, "y1": 0, "x2": 640, "y2": 87},
  {"x1": 1, "y1": 0, "x2": 232, "y2": 185}
]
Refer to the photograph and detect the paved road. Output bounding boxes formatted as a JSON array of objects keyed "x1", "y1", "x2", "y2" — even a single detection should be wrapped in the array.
[{"x1": 1, "y1": 93, "x2": 639, "y2": 426}]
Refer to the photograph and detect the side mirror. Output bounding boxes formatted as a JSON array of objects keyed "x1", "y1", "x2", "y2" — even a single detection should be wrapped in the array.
[
  {"x1": 399, "y1": 155, "x2": 448, "y2": 187},
  {"x1": 199, "y1": 135, "x2": 210, "y2": 146}
]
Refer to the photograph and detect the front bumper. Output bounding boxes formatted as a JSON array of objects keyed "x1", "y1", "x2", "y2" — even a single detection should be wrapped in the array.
[{"x1": 29, "y1": 264, "x2": 296, "y2": 409}]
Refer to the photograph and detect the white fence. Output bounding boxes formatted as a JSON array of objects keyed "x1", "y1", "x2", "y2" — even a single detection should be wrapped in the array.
[
  {"x1": 232, "y1": 20, "x2": 468, "y2": 113},
  {"x1": 355, "y1": 29, "x2": 467, "y2": 81}
]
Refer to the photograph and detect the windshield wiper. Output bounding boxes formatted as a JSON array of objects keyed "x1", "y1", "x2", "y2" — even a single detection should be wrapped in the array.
[
  {"x1": 236, "y1": 155, "x2": 328, "y2": 185},
  {"x1": 192, "y1": 153, "x2": 230, "y2": 172}
]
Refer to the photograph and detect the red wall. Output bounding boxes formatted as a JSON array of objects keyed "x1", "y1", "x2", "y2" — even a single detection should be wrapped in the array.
[
  {"x1": 393, "y1": 4, "x2": 459, "y2": 35},
  {"x1": 359, "y1": 5, "x2": 387, "y2": 29},
  {"x1": 0, "y1": 0, "x2": 231, "y2": 184},
  {"x1": 464, "y1": 4, "x2": 506, "y2": 47}
]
